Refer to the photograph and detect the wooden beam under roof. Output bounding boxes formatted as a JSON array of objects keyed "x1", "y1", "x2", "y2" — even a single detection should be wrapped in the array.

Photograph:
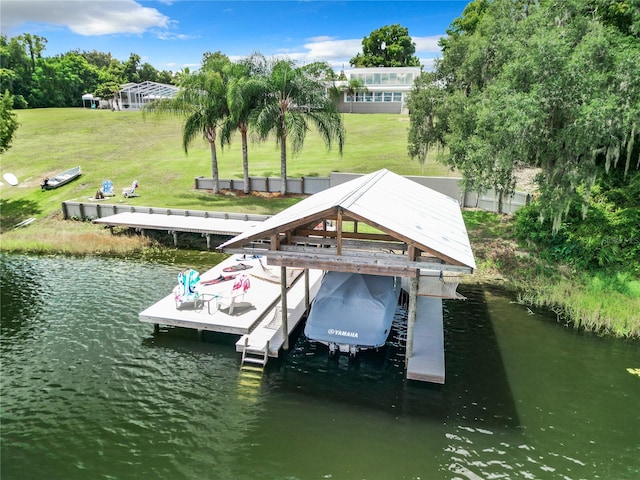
[
  {"x1": 294, "y1": 229, "x2": 398, "y2": 242},
  {"x1": 264, "y1": 250, "x2": 472, "y2": 277}
]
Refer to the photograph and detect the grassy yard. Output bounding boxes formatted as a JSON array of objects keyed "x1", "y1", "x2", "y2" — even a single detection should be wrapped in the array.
[{"x1": 0, "y1": 108, "x2": 452, "y2": 227}]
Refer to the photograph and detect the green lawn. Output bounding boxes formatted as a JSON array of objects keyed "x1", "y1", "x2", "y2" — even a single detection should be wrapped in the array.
[{"x1": 0, "y1": 108, "x2": 453, "y2": 227}]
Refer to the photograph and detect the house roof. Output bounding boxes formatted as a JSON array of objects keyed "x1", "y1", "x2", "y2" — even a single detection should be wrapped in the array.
[
  {"x1": 119, "y1": 81, "x2": 179, "y2": 99},
  {"x1": 219, "y1": 169, "x2": 476, "y2": 274}
]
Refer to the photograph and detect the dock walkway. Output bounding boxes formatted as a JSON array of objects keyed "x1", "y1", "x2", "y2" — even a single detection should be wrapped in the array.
[
  {"x1": 94, "y1": 211, "x2": 262, "y2": 237},
  {"x1": 235, "y1": 268, "x2": 323, "y2": 358},
  {"x1": 406, "y1": 296, "x2": 445, "y2": 383}
]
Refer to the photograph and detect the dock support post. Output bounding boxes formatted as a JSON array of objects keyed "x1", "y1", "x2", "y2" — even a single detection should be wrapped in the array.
[
  {"x1": 280, "y1": 266, "x2": 289, "y2": 350},
  {"x1": 304, "y1": 269, "x2": 310, "y2": 312},
  {"x1": 172, "y1": 231, "x2": 178, "y2": 247},
  {"x1": 405, "y1": 274, "x2": 419, "y2": 368},
  {"x1": 154, "y1": 323, "x2": 159, "y2": 333},
  {"x1": 206, "y1": 234, "x2": 211, "y2": 250}
]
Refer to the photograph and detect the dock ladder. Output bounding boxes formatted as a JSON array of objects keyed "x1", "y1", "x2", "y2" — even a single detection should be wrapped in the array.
[{"x1": 241, "y1": 337, "x2": 270, "y2": 370}]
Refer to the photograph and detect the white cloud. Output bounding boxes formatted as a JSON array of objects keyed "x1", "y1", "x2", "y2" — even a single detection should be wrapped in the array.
[
  {"x1": 413, "y1": 35, "x2": 444, "y2": 54},
  {"x1": 302, "y1": 37, "x2": 362, "y2": 62},
  {"x1": 275, "y1": 34, "x2": 445, "y2": 70},
  {"x1": 1, "y1": 0, "x2": 170, "y2": 36}
]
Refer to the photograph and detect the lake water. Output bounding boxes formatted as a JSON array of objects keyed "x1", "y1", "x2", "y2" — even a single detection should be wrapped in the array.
[{"x1": 1, "y1": 253, "x2": 638, "y2": 480}]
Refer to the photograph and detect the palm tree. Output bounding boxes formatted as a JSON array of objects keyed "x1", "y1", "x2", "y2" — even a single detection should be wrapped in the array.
[
  {"x1": 344, "y1": 78, "x2": 367, "y2": 113},
  {"x1": 252, "y1": 59, "x2": 345, "y2": 195},
  {"x1": 220, "y1": 55, "x2": 267, "y2": 194},
  {"x1": 144, "y1": 65, "x2": 229, "y2": 193}
]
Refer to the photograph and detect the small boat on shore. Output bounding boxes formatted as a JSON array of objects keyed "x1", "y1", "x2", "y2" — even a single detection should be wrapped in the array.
[
  {"x1": 41, "y1": 166, "x2": 81, "y2": 190},
  {"x1": 304, "y1": 271, "x2": 401, "y2": 355}
]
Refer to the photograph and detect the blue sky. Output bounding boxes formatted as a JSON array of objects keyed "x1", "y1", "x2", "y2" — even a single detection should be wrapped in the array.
[{"x1": 1, "y1": 1, "x2": 469, "y2": 72}]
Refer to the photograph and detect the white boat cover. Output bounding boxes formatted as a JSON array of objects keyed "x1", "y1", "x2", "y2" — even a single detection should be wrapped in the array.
[{"x1": 304, "y1": 271, "x2": 399, "y2": 349}]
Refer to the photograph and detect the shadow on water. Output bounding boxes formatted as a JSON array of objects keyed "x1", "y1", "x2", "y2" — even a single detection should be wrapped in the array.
[
  {"x1": 441, "y1": 284, "x2": 520, "y2": 429},
  {"x1": 263, "y1": 283, "x2": 520, "y2": 429}
]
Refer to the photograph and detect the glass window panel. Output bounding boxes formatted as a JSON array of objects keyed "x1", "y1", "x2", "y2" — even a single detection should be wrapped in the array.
[
  {"x1": 381, "y1": 74, "x2": 389, "y2": 85},
  {"x1": 384, "y1": 92, "x2": 392, "y2": 102},
  {"x1": 365, "y1": 74, "x2": 373, "y2": 85},
  {"x1": 374, "y1": 92, "x2": 383, "y2": 102},
  {"x1": 393, "y1": 92, "x2": 403, "y2": 101},
  {"x1": 365, "y1": 92, "x2": 373, "y2": 102},
  {"x1": 389, "y1": 73, "x2": 397, "y2": 84},
  {"x1": 373, "y1": 73, "x2": 381, "y2": 84}
]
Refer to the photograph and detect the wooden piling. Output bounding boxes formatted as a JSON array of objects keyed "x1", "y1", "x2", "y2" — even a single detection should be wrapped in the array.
[{"x1": 281, "y1": 266, "x2": 289, "y2": 350}]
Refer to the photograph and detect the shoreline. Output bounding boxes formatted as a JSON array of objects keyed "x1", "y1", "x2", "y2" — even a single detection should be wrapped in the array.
[{"x1": 1, "y1": 214, "x2": 637, "y2": 339}]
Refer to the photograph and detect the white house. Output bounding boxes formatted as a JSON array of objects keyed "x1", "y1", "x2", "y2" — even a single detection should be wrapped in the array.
[{"x1": 334, "y1": 66, "x2": 421, "y2": 114}]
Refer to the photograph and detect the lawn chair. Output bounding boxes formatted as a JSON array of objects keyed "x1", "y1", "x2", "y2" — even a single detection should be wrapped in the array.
[
  {"x1": 173, "y1": 269, "x2": 201, "y2": 309},
  {"x1": 218, "y1": 273, "x2": 251, "y2": 315},
  {"x1": 123, "y1": 180, "x2": 139, "y2": 197},
  {"x1": 101, "y1": 180, "x2": 115, "y2": 197}
]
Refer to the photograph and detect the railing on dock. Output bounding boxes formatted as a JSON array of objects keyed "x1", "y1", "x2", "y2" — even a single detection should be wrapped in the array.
[{"x1": 61, "y1": 202, "x2": 271, "y2": 222}]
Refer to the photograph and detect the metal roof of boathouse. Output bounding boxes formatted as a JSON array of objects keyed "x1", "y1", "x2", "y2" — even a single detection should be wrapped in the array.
[{"x1": 219, "y1": 169, "x2": 475, "y2": 274}]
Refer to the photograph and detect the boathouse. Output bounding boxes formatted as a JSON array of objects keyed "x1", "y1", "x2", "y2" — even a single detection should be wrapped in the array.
[{"x1": 218, "y1": 168, "x2": 476, "y2": 383}]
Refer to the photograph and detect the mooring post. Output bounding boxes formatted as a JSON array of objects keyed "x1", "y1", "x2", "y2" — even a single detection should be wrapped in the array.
[
  {"x1": 405, "y1": 274, "x2": 419, "y2": 368},
  {"x1": 281, "y1": 266, "x2": 289, "y2": 350},
  {"x1": 304, "y1": 268, "x2": 310, "y2": 313}
]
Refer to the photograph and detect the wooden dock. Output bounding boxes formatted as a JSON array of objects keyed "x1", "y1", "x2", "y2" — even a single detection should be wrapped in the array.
[
  {"x1": 139, "y1": 255, "x2": 323, "y2": 364},
  {"x1": 406, "y1": 296, "x2": 445, "y2": 383},
  {"x1": 140, "y1": 254, "x2": 445, "y2": 382},
  {"x1": 94, "y1": 211, "x2": 262, "y2": 247}
]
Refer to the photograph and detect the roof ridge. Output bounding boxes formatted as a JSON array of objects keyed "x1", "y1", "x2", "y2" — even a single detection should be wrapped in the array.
[{"x1": 338, "y1": 169, "x2": 389, "y2": 209}]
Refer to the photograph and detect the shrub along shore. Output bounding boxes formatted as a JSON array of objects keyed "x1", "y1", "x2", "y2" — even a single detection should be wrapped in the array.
[{"x1": 1, "y1": 109, "x2": 637, "y2": 338}]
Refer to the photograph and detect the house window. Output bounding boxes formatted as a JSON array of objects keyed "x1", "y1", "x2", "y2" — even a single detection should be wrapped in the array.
[{"x1": 345, "y1": 90, "x2": 404, "y2": 103}]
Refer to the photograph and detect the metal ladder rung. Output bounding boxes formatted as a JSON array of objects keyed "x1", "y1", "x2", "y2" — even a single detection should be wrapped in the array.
[{"x1": 241, "y1": 338, "x2": 269, "y2": 370}]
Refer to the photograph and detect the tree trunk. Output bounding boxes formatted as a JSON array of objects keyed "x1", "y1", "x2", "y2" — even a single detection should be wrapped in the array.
[
  {"x1": 280, "y1": 135, "x2": 287, "y2": 195},
  {"x1": 208, "y1": 132, "x2": 219, "y2": 194},
  {"x1": 241, "y1": 126, "x2": 249, "y2": 194}
]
